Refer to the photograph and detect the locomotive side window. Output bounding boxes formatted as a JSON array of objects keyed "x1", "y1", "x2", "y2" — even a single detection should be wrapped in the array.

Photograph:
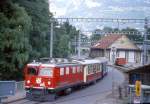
[
  {"x1": 66, "y1": 67, "x2": 69, "y2": 74},
  {"x1": 39, "y1": 68, "x2": 53, "y2": 77},
  {"x1": 27, "y1": 67, "x2": 37, "y2": 75},
  {"x1": 72, "y1": 67, "x2": 76, "y2": 74},
  {"x1": 60, "y1": 68, "x2": 64, "y2": 76}
]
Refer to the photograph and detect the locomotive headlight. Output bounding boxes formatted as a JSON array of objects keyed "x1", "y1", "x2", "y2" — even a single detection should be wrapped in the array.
[
  {"x1": 47, "y1": 81, "x2": 51, "y2": 85},
  {"x1": 27, "y1": 80, "x2": 30, "y2": 84},
  {"x1": 36, "y1": 78, "x2": 41, "y2": 84}
]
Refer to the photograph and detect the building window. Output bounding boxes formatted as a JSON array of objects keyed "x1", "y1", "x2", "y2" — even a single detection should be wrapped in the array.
[
  {"x1": 117, "y1": 51, "x2": 119, "y2": 57},
  {"x1": 125, "y1": 51, "x2": 129, "y2": 61}
]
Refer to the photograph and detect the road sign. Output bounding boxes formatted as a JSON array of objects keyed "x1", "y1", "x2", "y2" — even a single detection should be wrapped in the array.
[
  {"x1": 0, "y1": 81, "x2": 16, "y2": 103},
  {"x1": 134, "y1": 96, "x2": 141, "y2": 103},
  {"x1": 135, "y1": 80, "x2": 141, "y2": 96}
]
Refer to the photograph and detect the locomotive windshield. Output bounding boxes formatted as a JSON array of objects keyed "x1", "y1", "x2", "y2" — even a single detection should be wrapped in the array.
[
  {"x1": 39, "y1": 68, "x2": 53, "y2": 77},
  {"x1": 27, "y1": 67, "x2": 37, "y2": 75}
]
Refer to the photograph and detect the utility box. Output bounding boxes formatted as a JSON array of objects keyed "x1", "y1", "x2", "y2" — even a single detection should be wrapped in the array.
[{"x1": 0, "y1": 81, "x2": 16, "y2": 102}]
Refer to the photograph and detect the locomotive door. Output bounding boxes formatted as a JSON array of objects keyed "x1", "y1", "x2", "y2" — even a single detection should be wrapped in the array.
[{"x1": 84, "y1": 65, "x2": 88, "y2": 82}]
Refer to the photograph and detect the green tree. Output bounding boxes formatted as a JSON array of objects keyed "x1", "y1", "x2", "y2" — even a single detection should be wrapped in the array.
[
  {"x1": 0, "y1": 1, "x2": 31, "y2": 80},
  {"x1": 14, "y1": 0, "x2": 50, "y2": 60},
  {"x1": 121, "y1": 27, "x2": 143, "y2": 42},
  {"x1": 53, "y1": 22, "x2": 79, "y2": 57}
]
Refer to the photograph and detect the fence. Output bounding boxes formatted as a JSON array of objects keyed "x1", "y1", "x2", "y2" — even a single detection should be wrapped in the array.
[{"x1": 16, "y1": 81, "x2": 25, "y2": 92}]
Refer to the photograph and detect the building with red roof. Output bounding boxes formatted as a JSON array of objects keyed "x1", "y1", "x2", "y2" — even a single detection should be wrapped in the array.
[{"x1": 90, "y1": 34, "x2": 141, "y2": 63}]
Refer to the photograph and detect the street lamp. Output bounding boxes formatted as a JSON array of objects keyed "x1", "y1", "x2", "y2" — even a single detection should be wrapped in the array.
[{"x1": 78, "y1": 30, "x2": 81, "y2": 59}]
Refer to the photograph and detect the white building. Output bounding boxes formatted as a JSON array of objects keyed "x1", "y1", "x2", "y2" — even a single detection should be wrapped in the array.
[{"x1": 90, "y1": 34, "x2": 142, "y2": 63}]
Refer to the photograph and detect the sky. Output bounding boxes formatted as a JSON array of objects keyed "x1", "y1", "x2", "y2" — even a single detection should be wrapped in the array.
[{"x1": 49, "y1": 0, "x2": 150, "y2": 34}]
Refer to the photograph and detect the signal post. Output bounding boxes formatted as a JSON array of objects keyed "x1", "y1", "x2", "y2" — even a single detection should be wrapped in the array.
[{"x1": 134, "y1": 80, "x2": 141, "y2": 104}]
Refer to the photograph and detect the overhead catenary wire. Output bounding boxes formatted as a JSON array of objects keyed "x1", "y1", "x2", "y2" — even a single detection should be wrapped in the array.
[{"x1": 50, "y1": 17, "x2": 150, "y2": 24}]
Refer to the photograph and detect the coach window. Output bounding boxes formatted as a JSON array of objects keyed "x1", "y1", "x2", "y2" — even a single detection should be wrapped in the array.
[
  {"x1": 99, "y1": 64, "x2": 102, "y2": 72},
  {"x1": 97, "y1": 64, "x2": 99, "y2": 71},
  {"x1": 88, "y1": 65, "x2": 92, "y2": 74},
  {"x1": 93, "y1": 64, "x2": 96, "y2": 73},
  {"x1": 80, "y1": 66, "x2": 82, "y2": 72},
  {"x1": 60, "y1": 68, "x2": 64, "y2": 76},
  {"x1": 91, "y1": 65, "x2": 93, "y2": 74},
  {"x1": 95, "y1": 64, "x2": 97, "y2": 72},
  {"x1": 66, "y1": 67, "x2": 69, "y2": 74}
]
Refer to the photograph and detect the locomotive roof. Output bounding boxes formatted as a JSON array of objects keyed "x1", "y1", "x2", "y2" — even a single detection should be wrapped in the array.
[
  {"x1": 27, "y1": 57, "x2": 108, "y2": 67},
  {"x1": 27, "y1": 61, "x2": 80, "y2": 67},
  {"x1": 41, "y1": 62, "x2": 80, "y2": 67}
]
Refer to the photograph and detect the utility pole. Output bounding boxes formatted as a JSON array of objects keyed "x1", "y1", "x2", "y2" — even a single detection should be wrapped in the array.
[
  {"x1": 78, "y1": 30, "x2": 81, "y2": 59},
  {"x1": 117, "y1": 19, "x2": 120, "y2": 30},
  {"x1": 74, "y1": 36, "x2": 77, "y2": 54},
  {"x1": 49, "y1": 0, "x2": 53, "y2": 58},
  {"x1": 111, "y1": 47, "x2": 116, "y2": 104},
  {"x1": 143, "y1": 18, "x2": 148, "y2": 65},
  {"x1": 50, "y1": 21, "x2": 53, "y2": 58}
]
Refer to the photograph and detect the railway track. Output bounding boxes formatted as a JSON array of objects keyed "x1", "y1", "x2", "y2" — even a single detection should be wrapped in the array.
[{"x1": 4, "y1": 89, "x2": 111, "y2": 104}]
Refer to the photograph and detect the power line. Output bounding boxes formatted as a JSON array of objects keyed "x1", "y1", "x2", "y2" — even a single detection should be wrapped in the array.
[{"x1": 50, "y1": 18, "x2": 150, "y2": 23}]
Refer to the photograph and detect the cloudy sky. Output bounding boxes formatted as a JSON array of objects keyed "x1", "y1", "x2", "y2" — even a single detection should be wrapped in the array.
[{"x1": 49, "y1": 0, "x2": 150, "y2": 32}]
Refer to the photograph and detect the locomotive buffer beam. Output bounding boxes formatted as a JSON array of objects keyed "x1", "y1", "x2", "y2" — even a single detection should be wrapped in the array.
[{"x1": 26, "y1": 89, "x2": 57, "y2": 102}]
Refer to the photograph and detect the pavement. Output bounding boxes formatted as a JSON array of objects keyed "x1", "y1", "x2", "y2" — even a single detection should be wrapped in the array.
[
  {"x1": 107, "y1": 62, "x2": 143, "y2": 73},
  {"x1": 99, "y1": 88, "x2": 125, "y2": 104},
  {"x1": 2, "y1": 91, "x2": 26, "y2": 103},
  {"x1": 3, "y1": 89, "x2": 123, "y2": 104}
]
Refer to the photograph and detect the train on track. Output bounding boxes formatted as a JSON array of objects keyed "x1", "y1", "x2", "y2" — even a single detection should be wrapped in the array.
[{"x1": 24, "y1": 58, "x2": 108, "y2": 101}]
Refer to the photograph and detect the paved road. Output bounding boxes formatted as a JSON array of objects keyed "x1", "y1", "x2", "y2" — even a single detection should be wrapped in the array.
[{"x1": 9, "y1": 66, "x2": 125, "y2": 104}]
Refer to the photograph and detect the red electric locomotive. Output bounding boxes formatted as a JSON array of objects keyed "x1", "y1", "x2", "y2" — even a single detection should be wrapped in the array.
[{"x1": 24, "y1": 58, "x2": 108, "y2": 101}]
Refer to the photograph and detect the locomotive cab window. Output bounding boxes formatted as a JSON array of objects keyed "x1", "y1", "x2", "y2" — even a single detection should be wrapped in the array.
[
  {"x1": 39, "y1": 68, "x2": 53, "y2": 77},
  {"x1": 27, "y1": 67, "x2": 37, "y2": 75}
]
